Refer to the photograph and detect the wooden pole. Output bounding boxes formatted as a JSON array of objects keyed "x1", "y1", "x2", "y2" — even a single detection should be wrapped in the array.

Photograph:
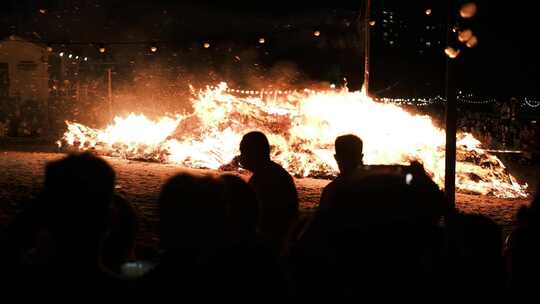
[
  {"x1": 444, "y1": 0, "x2": 457, "y2": 208},
  {"x1": 364, "y1": 0, "x2": 371, "y2": 96}
]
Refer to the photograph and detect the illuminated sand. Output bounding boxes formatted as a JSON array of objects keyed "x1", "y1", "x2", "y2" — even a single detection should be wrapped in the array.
[{"x1": 0, "y1": 151, "x2": 530, "y2": 250}]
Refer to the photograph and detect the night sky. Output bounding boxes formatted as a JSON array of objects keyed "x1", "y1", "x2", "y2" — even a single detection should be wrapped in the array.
[{"x1": 1, "y1": 0, "x2": 538, "y2": 97}]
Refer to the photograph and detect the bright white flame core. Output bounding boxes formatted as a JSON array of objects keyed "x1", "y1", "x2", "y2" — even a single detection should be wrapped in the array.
[{"x1": 60, "y1": 82, "x2": 528, "y2": 198}]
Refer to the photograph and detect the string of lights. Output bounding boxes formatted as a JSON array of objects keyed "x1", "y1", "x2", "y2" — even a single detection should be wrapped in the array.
[
  {"x1": 36, "y1": 27, "x2": 327, "y2": 62},
  {"x1": 524, "y1": 98, "x2": 540, "y2": 108},
  {"x1": 26, "y1": 24, "x2": 329, "y2": 56},
  {"x1": 222, "y1": 88, "x2": 540, "y2": 108}
]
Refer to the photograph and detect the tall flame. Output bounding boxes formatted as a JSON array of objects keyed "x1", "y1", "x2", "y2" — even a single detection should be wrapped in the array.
[{"x1": 60, "y1": 82, "x2": 528, "y2": 198}]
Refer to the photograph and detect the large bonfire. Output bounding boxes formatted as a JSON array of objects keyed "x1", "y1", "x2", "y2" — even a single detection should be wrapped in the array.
[{"x1": 60, "y1": 82, "x2": 528, "y2": 198}]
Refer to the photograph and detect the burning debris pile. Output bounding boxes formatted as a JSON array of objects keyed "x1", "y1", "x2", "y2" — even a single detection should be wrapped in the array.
[{"x1": 59, "y1": 82, "x2": 528, "y2": 198}]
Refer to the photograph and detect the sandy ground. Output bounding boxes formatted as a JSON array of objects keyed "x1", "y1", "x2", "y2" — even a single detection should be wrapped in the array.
[{"x1": 0, "y1": 148, "x2": 534, "y2": 251}]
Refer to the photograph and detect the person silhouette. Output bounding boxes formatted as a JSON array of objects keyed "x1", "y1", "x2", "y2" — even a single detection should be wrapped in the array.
[
  {"x1": 239, "y1": 131, "x2": 299, "y2": 254},
  {"x1": 138, "y1": 173, "x2": 226, "y2": 297},
  {"x1": 319, "y1": 134, "x2": 364, "y2": 211},
  {"x1": 24, "y1": 152, "x2": 126, "y2": 297},
  {"x1": 290, "y1": 134, "x2": 365, "y2": 285},
  {"x1": 505, "y1": 181, "x2": 540, "y2": 295}
]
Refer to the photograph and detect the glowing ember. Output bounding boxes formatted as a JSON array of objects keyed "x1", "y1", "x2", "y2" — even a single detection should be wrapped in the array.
[
  {"x1": 458, "y1": 29, "x2": 473, "y2": 43},
  {"x1": 59, "y1": 83, "x2": 528, "y2": 198},
  {"x1": 445, "y1": 47, "x2": 461, "y2": 59},
  {"x1": 460, "y1": 3, "x2": 478, "y2": 19},
  {"x1": 466, "y1": 36, "x2": 478, "y2": 48}
]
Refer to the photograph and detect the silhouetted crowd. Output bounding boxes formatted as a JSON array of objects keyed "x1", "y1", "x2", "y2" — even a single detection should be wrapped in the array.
[
  {"x1": 1, "y1": 131, "x2": 539, "y2": 300},
  {"x1": 458, "y1": 111, "x2": 538, "y2": 153}
]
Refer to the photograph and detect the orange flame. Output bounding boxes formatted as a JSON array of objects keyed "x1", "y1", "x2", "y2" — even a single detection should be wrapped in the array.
[{"x1": 60, "y1": 82, "x2": 528, "y2": 198}]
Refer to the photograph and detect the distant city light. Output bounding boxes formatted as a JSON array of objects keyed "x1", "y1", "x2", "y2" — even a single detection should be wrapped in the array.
[
  {"x1": 259, "y1": 37, "x2": 265, "y2": 44},
  {"x1": 84, "y1": 57, "x2": 88, "y2": 61},
  {"x1": 425, "y1": 9, "x2": 432, "y2": 16},
  {"x1": 203, "y1": 42, "x2": 210, "y2": 48},
  {"x1": 149, "y1": 42, "x2": 158, "y2": 53},
  {"x1": 59, "y1": 52, "x2": 64, "y2": 57},
  {"x1": 330, "y1": 84, "x2": 336, "y2": 89},
  {"x1": 46, "y1": 44, "x2": 53, "y2": 52},
  {"x1": 68, "y1": 54, "x2": 73, "y2": 58},
  {"x1": 99, "y1": 44, "x2": 106, "y2": 53},
  {"x1": 313, "y1": 30, "x2": 321, "y2": 37},
  {"x1": 369, "y1": 20, "x2": 376, "y2": 26},
  {"x1": 75, "y1": 55, "x2": 79, "y2": 59}
]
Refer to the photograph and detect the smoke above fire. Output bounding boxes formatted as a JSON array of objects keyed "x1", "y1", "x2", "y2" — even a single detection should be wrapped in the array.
[{"x1": 60, "y1": 82, "x2": 528, "y2": 199}]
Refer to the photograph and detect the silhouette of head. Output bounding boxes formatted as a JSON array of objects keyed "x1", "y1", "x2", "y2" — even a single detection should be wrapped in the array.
[
  {"x1": 239, "y1": 131, "x2": 271, "y2": 172},
  {"x1": 219, "y1": 174, "x2": 259, "y2": 241},
  {"x1": 447, "y1": 213, "x2": 505, "y2": 294},
  {"x1": 334, "y1": 134, "x2": 363, "y2": 176},
  {"x1": 43, "y1": 152, "x2": 115, "y2": 252},
  {"x1": 454, "y1": 213, "x2": 502, "y2": 258},
  {"x1": 158, "y1": 173, "x2": 225, "y2": 251}
]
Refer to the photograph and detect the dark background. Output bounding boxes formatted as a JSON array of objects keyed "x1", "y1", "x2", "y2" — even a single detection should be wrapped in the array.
[{"x1": 1, "y1": 0, "x2": 538, "y2": 98}]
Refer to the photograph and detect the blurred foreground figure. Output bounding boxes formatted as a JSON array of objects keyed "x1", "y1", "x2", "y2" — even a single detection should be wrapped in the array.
[{"x1": 3, "y1": 152, "x2": 127, "y2": 298}]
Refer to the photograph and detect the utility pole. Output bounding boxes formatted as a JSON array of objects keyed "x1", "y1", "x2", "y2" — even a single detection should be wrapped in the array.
[
  {"x1": 364, "y1": 0, "x2": 372, "y2": 96},
  {"x1": 444, "y1": 0, "x2": 457, "y2": 208}
]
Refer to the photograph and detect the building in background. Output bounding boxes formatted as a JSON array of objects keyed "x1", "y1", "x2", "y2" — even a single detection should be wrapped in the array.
[
  {"x1": 0, "y1": 35, "x2": 49, "y2": 136},
  {"x1": 0, "y1": 35, "x2": 49, "y2": 101}
]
